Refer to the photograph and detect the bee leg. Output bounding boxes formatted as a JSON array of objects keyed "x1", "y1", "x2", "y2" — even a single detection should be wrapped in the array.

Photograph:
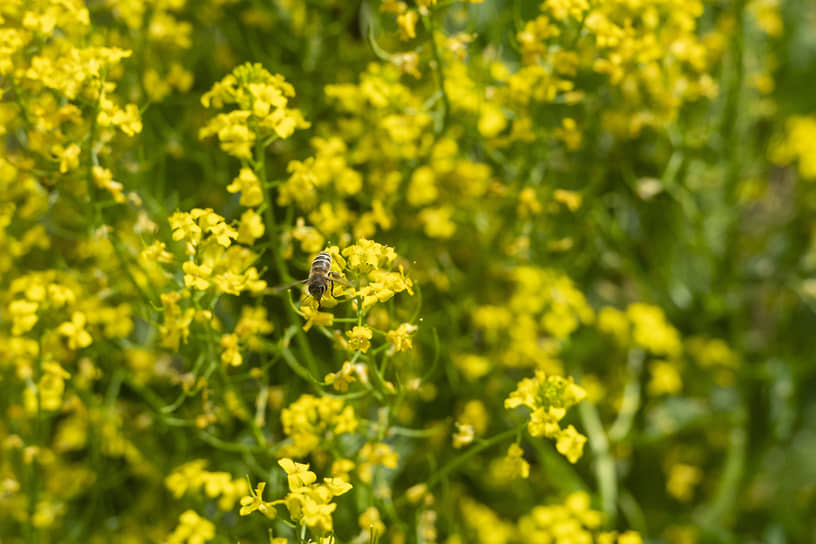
[{"x1": 330, "y1": 279, "x2": 337, "y2": 298}]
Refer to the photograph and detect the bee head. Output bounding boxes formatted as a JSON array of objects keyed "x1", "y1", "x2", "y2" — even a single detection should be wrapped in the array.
[{"x1": 308, "y1": 283, "x2": 326, "y2": 300}]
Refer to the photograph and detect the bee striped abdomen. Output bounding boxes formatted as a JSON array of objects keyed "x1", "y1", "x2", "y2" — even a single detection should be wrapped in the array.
[{"x1": 310, "y1": 251, "x2": 332, "y2": 275}]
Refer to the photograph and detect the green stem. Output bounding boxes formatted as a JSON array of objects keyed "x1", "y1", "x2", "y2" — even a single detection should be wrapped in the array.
[
  {"x1": 698, "y1": 409, "x2": 747, "y2": 531},
  {"x1": 607, "y1": 348, "x2": 644, "y2": 443},
  {"x1": 25, "y1": 335, "x2": 45, "y2": 544},
  {"x1": 579, "y1": 401, "x2": 617, "y2": 523},
  {"x1": 423, "y1": 9, "x2": 450, "y2": 134},
  {"x1": 426, "y1": 425, "x2": 522, "y2": 490}
]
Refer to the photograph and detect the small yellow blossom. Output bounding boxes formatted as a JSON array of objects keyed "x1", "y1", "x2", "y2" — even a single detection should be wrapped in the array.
[
  {"x1": 478, "y1": 104, "x2": 507, "y2": 138},
  {"x1": 278, "y1": 458, "x2": 318, "y2": 490},
  {"x1": 407, "y1": 166, "x2": 438, "y2": 206},
  {"x1": 110, "y1": 103, "x2": 143, "y2": 136},
  {"x1": 385, "y1": 323, "x2": 417, "y2": 353},
  {"x1": 53, "y1": 143, "x2": 81, "y2": 173},
  {"x1": 25, "y1": 361, "x2": 71, "y2": 412},
  {"x1": 167, "y1": 510, "x2": 215, "y2": 544},
  {"x1": 359, "y1": 506, "x2": 387, "y2": 539},
  {"x1": 555, "y1": 425, "x2": 587, "y2": 463},
  {"x1": 183, "y1": 261, "x2": 212, "y2": 290},
  {"x1": 553, "y1": 189, "x2": 582, "y2": 211},
  {"x1": 346, "y1": 326, "x2": 373, "y2": 353},
  {"x1": 452, "y1": 423, "x2": 475, "y2": 448},
  {"x1": 92, "y1": 166, "x2": 126, "y2": 203},
  {"x1": 666, "y1": 463, "x2": 703, "y2": 502},
  {"x1": 358, "y1": 442, "x2": 399, "y2": 483},
  {"x1": 237, "y1": 209, "x2": 265, "y2": 244},
  {"x1": 57, "y1": 312, "x2": 93, "y2": 349},
  {"x1": 239, "y1": 482, "x2": 277, "y2": 518},
  {"x1": 9, "y1": 299, "x2": 39, "y2": 335},
  {"x1": 220, "y1": 333, "x2": 241, "y2": 366},
  {"x1": 323, "y1": 477, "x2": 353, "y2": 497},
  {"x1": 627, "y1": 303, "x2": 682, "y2": 357},
  {"x1": 341, "y1": 239, "x2": 397, "y2": 273},
  {"x1": 397, "y1": 10, "x2": 418, "y2": 40},
  {"x1": 169, "y1": 211, "x2": 203, "y2": 245},
  {"x1": 418, "y1": 206, "x2": 456, "y2": 239},
  {"x1": 503, "y1": 444, "x2": 531, "y2": 479},
  {"x1": 301, "y1": 305, "x2": 334, "y2": 331},
  {"x1": 227, "y1": 168, "x2": 264, "y2": 207},
  {"x1": 647, "y1": 360, "x2": 683, "y2": 396},
  {"x1": 324, "y1": 361, "x2": 357, "y2": 392},
  {"x1": 506, "y1": 371, "x2": 587, "y2": 461}
]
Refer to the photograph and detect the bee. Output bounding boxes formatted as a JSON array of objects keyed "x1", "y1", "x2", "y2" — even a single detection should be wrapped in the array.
[{"x1": 271, "y1": 251, "x2": 347, "y2": 309}]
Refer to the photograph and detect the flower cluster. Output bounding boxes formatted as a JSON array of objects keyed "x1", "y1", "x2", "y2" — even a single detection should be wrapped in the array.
[
  {"x1": 165, "y1": 459, "x2": 249, "y2": 511},
  {"x1": 240, "y1": 458, "x2": 352, "y2": 538},
  {"x1": 200, "y1": 63, "x2": 309, "y2": 158},
  {"x1": 517, "y1": 492, "x2": 642, "y2": 544},
  {"x1": 280, "y1": 394, "x2": 358, "y2": 458},
  {"x1": 0, "y1": 0, "x2": 807, "y2": 542},
  {"x1": 505, "y1": 372, "x2": 588, "y2": 463}
]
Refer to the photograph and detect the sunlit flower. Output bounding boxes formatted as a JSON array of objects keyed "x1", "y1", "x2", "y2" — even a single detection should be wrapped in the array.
[{"x1": 239, "y1": 482, "x2": 277, "y2": 518}]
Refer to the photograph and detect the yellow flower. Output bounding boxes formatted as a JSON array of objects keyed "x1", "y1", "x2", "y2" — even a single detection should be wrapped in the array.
[
  {"x1": 385, "y1": 323, "x2": 417, "y2": 353},
  {"x1": 555, "y1": 425, "x2": 586, "y2": 463},
  {"x1": 183, "y1": 261, "x2": 212, "y2": 290},
  {"x1": 237, "y1": 209, "x2": 265, "y2": 244},
  {"x1": 627, "y1": 303, "x2": 682, "y2": 357},
  {"x1": 220, "y1": 334, "x2": 241, "y2": 366},
  {"x1": 227, "y1": 168, "x2": 264, "y2": 207},
  {"x1": 452, "y1": 422, "x2": 475, "y2": 449},
  {"x1": 280, "y1": 394, "x2": 358, "y2": 457},
  {"x1": 278, "y1": 458, "x2": 317, "y2": 490},
  {"x1": 358, "y1": 442, "x2": 399, "y2": 483},
  {"x1": 167, "y1": 510, "x2": 215, "y2": 544},
  {"x1": 301, "y1": 305, "x2": 334, "y2": 332},
  {"x1": 418, "y1": 206, "x2": 456, "y2": 239},
  {"x1": 52, "y1": 143, "x2": 81, "y2": 173},
  {"x1": 341, "y1": 239, "x2": 397, "y2": 273},
  {"x1": 239, "y1": 482, "x2": 277, "y2": 518},
  {"x1": 506, "y1": 371, "x2": 587, "y2": 461},
  {"x1": 666, "y1": 463, "x2": 702, "y2": 502},
  {"x1": 323, "y1": 477, "x2": 352, "y2": 497},
  {"x1": 324, "y1": 361, "x2": 357, "y2": 392},
  {"x1": 9, "y1": 299, "x2": 39, "y2": 335},
  {"x1": 359, "y1": 506, "x2": 386, "y2": 539},
  {"x1": 553, "y1": 188, "x2": 582, "y2": 211},
  {"x1": 57, "y1": 312, "x2": 93, "y2": 349},
  {"x1": 518, "y1": 187, "x2": 542, "y2": 217},
  {"x1": 493, "y1": 443, "x2": 530, "y2": 480},
  {"x1": 618, "y1": 531, "x2": 643, "y2": 544},
  {"x1": 597, "y1": 306, "x2": 630, "y2": 344},
  {"x1": 407, "y1": 166, "x2": 438, "y2": 206},
  {"x1": 397, "y1": 10, "x2": 418, "y2": 40},
  {"x1": 298, "y1": 493, "x2": 337, "y2": 534},
  {"x1": 27, "y1": 361, "x2": 71, "y2": 412},
  {"x1": 110, "y1": 103, "x2": 142, "y2": 136},
  {"x1": 165, "y1": 459, "x2": 208, "y2": 498},
  {"x1": 92, "y1": 166, "x2": 126, "y2": 203},
  {"x1": 647, "y1": 360, "x2": 683, "y2": 396},
  {"x1": 169, "y1": 212, "x2": 202, "y2": 245},
  {"x1": 346, "y1": 326, "x2": 373, "y2": 353},
  {"x1": 478, "y1": 104, "x2": 507, "y2": 138}
]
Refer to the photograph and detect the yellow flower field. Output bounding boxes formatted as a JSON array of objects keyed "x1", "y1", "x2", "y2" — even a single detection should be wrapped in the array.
[{"x1": 1, "y1": 0, "x2": 815, "y2": 542}]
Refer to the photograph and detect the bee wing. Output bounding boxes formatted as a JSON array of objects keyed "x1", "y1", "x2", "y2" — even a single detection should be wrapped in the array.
[
  {"x1": 265, "y1": 278, "x2": 308, "y2": 294},
  {"x1": 328, "y1": 271, "x2": 354, "y2": 287}
]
